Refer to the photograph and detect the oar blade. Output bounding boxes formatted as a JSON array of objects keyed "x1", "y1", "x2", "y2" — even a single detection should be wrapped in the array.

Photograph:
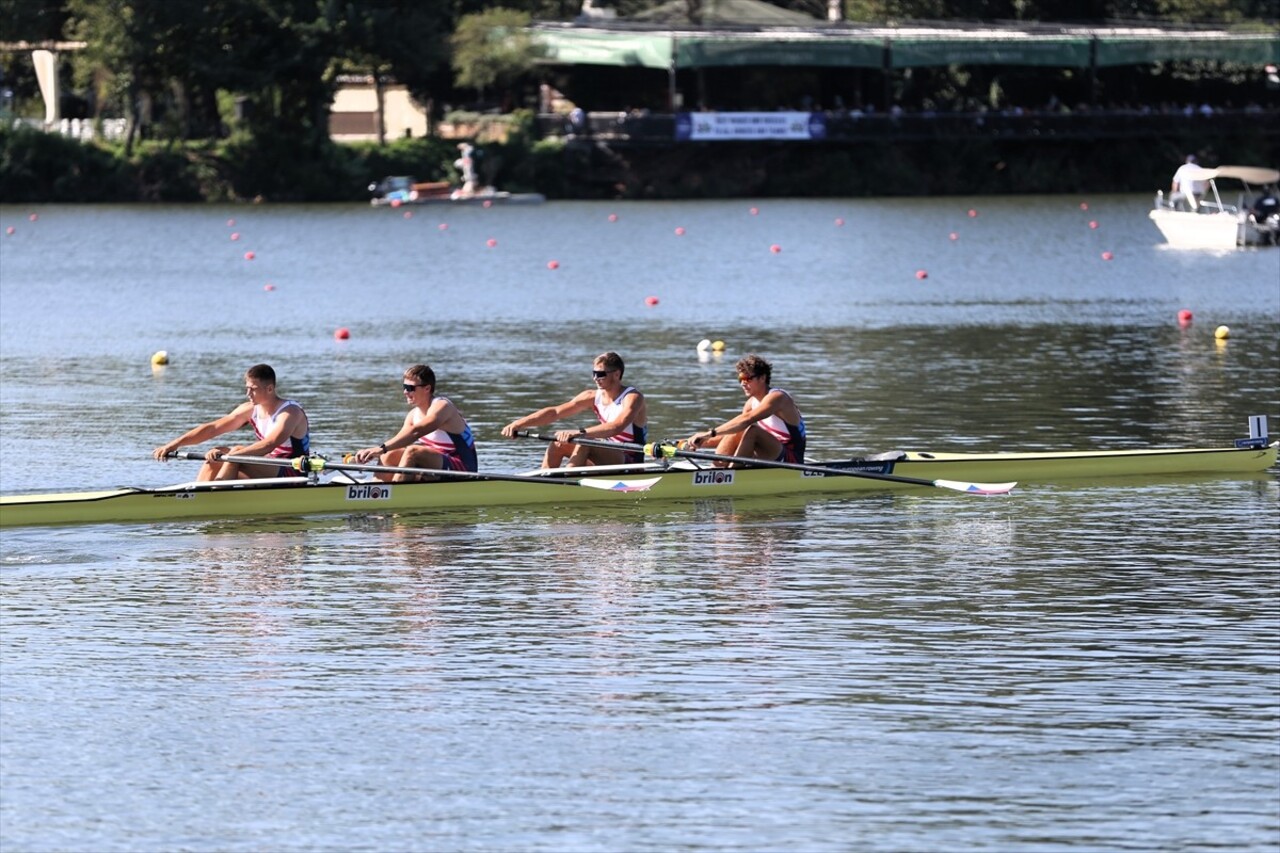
[
  {"x1": 574, "y1": 476, "x2": 662, "y2": 493},
  {"x1": 933, "y1": 479, "x2": 1017, "y2": 495}
]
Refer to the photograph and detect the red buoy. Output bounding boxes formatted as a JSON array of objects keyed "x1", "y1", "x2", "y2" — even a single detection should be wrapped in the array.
[{"x1": 334, "y1": 327, "x2": 350, "y2": 340}]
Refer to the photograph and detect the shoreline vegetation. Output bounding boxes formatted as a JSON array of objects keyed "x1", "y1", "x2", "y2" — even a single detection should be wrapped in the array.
[{"x1": 3, "y1": 109, "x2": 1277, "y2": 203}]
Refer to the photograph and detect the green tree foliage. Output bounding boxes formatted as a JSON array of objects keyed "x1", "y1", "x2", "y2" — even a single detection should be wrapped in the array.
[
  {"x1": 450, "y1": 9, "x2": 545, "y2": 102},
  {"x1": 0, "y1": 0, "x2": 69, "y2": 41}
]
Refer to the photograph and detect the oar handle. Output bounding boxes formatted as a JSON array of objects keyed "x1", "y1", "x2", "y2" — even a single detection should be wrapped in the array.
[
  {"x1": 516, "y1": 430, "x2": 666, "y2": 456},
  {"x1": 165, "y1": 450, "x2": 316, "y2": 471}
]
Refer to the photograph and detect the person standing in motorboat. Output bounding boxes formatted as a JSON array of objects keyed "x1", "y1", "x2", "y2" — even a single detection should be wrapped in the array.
[{"x1": 1171, "y1": 155, "x2": 1208, "y2": 210}]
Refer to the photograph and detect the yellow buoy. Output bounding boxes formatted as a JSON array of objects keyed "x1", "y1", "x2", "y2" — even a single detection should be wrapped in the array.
[
  {"x1": 150, "y1": 350, "x2": 170, "y2": 366},
  {"x1": 711, "y1": 340, "x2": 726, "y2": 352},
  {"x1": 1214, "y1": 325, "x2": 1231, "y2": 340}
]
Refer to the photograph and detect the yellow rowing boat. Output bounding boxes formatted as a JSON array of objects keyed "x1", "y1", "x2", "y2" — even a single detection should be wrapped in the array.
[{"x1": 1, "y1": 438, "x2": 1273, "y2": 528}]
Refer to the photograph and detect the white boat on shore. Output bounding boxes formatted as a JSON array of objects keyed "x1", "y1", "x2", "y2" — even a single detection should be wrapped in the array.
[{"x1": 1148, "y1": 165, "x2": 1280, "y2": 249}]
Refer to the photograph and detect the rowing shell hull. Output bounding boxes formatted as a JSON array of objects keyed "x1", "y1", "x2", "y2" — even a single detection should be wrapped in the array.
[{"x1": 1, "y1": 443, "x2": 1274, "y2": 528}]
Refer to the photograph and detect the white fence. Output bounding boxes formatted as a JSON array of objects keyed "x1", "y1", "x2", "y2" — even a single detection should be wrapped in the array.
[{"x1": 7, "y1": 117, "x2": 129, "y2": 141}]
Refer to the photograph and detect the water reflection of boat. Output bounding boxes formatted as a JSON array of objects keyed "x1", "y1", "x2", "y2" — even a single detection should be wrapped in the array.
[
  {"x1": 368, "y1": 175, "x2": 545, "y2": 207},
  {"x1": 1148, "y1": 165, "x2": 1280, "y2": 249}
]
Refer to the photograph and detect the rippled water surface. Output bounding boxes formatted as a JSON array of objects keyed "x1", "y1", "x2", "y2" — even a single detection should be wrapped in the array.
[{"x1": 1, "y1": 198, "x2": 1277, "y2": 852}]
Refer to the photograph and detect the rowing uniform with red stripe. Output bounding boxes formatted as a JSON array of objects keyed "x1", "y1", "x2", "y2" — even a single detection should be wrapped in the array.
[
  {"x1": 251, "y1": 399, "x2": 311, "y2": 475},
  {"x1": 750, "y1": 389, "x2": 806, "y2": 463},
  {"x1": 593, "y1": 386, "x2": 647, "y2": 463},
  {"x1": 413, "y1": 398, "x2": 478, "y2": 472}
]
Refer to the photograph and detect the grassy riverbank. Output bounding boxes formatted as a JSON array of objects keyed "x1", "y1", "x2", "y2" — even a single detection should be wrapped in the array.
[{"x1": 2, "y1": 118, "x2": 1275, "y2": 203}]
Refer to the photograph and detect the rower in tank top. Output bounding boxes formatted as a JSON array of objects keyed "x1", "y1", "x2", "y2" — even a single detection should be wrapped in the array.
[
  {"x1": 686, "y1": 353, "x2": 807, "y2": 467},
  {"x1": 501, "y1": 351, "x2": 648, "y2": 469},
  {"x1": 152, "y1": 363, "x2": 312, "y2": 482},
  {"x1": 352, "y1": 365, "x2": 479, "y2": 482}
]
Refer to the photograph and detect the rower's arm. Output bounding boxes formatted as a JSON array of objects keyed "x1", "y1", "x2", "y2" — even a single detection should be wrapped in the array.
[
  {"x1": 502, "y1": 391, "x2": 593, "y2": 436},
  {"x1": 153, "y1": 404, "x2": 252, "y2": 459}
]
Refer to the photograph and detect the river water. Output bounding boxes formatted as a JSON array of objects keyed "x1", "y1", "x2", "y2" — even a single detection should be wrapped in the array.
[{"x1": 1, "y1": 198, "x2": 1277, "y2": 852}]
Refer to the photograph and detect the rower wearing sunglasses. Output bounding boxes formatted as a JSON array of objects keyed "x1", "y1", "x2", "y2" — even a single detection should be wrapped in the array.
[
  {"x1": 686, "y1": 354, "x2": 806, "y2": 466},
  {"x1": 500, "y1": 351, "x2": 648, "y2": 468},
  {"x1": 351, "y1": 364, "x2": 478, "y2": 479},
  {"x1": 152, "y1": 363, "x2": 312, "y2": 481}
]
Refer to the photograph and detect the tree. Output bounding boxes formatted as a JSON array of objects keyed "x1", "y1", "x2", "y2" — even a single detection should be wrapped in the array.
[{"x1": 450, "y1": 8, "x2": 545, "y2": 105}]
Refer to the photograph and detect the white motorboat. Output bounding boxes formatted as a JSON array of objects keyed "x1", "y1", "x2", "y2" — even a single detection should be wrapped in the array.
[{"x1": 1148, "y1": 165, "x2": 1280, "y2": 249}]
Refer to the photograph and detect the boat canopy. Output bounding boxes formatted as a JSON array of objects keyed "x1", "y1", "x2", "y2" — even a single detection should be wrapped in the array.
[{"x1": 1189, "y1": 165, "x2": 1280, "y2": 185}]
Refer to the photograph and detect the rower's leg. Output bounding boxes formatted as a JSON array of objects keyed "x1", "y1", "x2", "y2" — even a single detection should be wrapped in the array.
[
  {"x1": 398, "y1": 446, "x2": 444, "y2": 482},
  {"x1": 583, "y1": 445, "x2": 627, "y2": 466},
  {"x1": 734, "y1": 426, "x2": 782, "y2": 467},
  {"x1": 710, "y1": 432, "x2": 745, "y2": 466},
  {"x1": 197, "y1": 460, "x2": 224, "y2": 481},
  {"x1": 542, "y1": 440, "x2": 573, "y2": 469}
]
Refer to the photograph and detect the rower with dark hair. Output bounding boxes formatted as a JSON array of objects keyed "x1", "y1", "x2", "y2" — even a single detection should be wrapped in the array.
[
  {"x1": 152, "y1": 363, "x2": 311, "y2": 481},
  {"x1": 352, "y1": 364, "x2": 478, "y2": 481},
  {"x1": 687, "y1": 353, "x2": 806, "y2": 466}
]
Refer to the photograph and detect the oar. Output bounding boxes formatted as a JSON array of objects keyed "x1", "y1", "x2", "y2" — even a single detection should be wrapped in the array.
[
  {"x1": 515, "y1": 432, "x2": 1015, "y2": 495},
  {"x1": 166, "y1": 450, "x2": 660, "y2": 493}
]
